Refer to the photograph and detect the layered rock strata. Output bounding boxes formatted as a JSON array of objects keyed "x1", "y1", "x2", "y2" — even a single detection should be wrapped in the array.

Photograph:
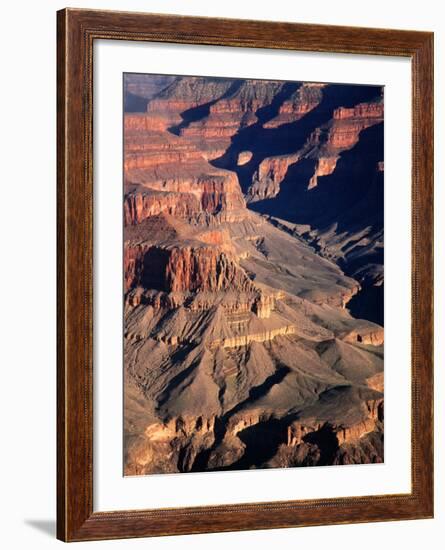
[{"x1": 123, "y1": 74, "x2": 384, "y2": 475}]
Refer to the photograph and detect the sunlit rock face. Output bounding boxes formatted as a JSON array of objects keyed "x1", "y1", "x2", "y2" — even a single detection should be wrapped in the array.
[
  {"x1": 263, "y1": 83, "x2": 325, "y2": 128},
  {"x1": 123, "y1": 74, "x2": 384, "y2": 475}
]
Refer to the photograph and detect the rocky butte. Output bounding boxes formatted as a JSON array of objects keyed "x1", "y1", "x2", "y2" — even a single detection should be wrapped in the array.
[{"x1": 123, "y1": 74, "x2": 384, "y2": 475}]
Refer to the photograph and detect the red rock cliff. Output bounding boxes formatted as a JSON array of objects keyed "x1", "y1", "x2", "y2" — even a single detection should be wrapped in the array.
[
  {"x1": 264, "y1": 83, "x2": 325, "y2": 128},
  {"x1": 125, "y1": 243, "x2": 254, "y2": 293}
]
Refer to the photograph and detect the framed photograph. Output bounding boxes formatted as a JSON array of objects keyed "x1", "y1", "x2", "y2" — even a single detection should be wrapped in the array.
[{"x1": 57, "y1": 8, "x2": 434, "y2": 542}]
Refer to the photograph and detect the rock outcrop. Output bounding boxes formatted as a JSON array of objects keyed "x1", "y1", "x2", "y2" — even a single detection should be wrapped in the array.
[
  {"x1": 247, "y1": 98, "x2": 383, "y2": 199},
  {"x1": 146, "y1": 76, "x2": 234, "y2": 128},
  {"x1": 141, "y1": 244, "x2": 255, "y2": 293},
  {"x1": 237, "y1": 151, "x2": 253, "y2": 165},
  {"x1": 248, "y1": 153, "x2": 300, "y2": 202},
  {"x1": 124, "y1": 165, "x2": 247, "y2": 225},
  {"x1": 264, "y1": 83, "x2": 325, "y2": 128}
]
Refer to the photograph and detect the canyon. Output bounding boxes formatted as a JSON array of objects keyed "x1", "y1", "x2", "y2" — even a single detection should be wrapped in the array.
[{"x1": 123, "y1": 74, "x2": 384, "y2": 475}]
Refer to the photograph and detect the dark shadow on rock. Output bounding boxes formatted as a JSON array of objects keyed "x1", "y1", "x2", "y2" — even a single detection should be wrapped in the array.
[
  {"x1": 229, "y1": 418, "x2": 288, "y2": 469},
  {"x1": 303, "y1": 424, "x2": 339, "y2": 465},
  {"x1": 347, "y1": 283, "x2": 384, "y2": 326},
  {"x1": 250, "y1": 122, "x2": 383, "y2": 230},
  {"x1": 156, "y1": 344, "x2": 199, "y2": 410},
  {"x1": 254, "y1": 82, "x2": 301, "y2": 126},
  {"x1": 190, "y1": 366, "x2": 291, "y2": 472},
  {"x1": 169, "y1": 80, "x2": 243, "y2": 136},
  {"x1": 212, "y1": 83, "x2": 381, "y2": 193},
  {"x1": 249, "y1": 122, "x2": 384, "y2": 325},
  {"x1": 226, "y1": 365, "x2": 290, "y2": 419},
  {"x1": 124, "y1": 92, "x2": 149, "y2": 113}
]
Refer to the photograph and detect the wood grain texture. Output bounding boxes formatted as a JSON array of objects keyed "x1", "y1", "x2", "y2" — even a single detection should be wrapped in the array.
[{"x1": 57, "y1": 8, "x2": 434, "y2": 542}]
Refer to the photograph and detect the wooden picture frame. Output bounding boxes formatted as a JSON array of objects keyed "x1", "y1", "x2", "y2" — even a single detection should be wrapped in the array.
[{"x1": 57, "y1": 8, "x2": 434, "y2": 542}]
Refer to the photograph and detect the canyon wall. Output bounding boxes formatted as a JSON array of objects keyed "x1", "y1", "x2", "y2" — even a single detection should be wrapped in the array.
[{"x1": 123, "y1": 74, "x2": 384, "y2": 475}]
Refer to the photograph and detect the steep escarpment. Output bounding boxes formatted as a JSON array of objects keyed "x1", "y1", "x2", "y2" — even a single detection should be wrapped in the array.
[
  {"x1": 124, "y1": 118, "x2": 247, "y2": 225},
  {"x1": 181, "y1": 79, "x2": 284, "y2": 139},
  {"x1": 305, "y1": 100, "x2": 384, "y2": 188},
  {"x1": 199, "y1": 81, "x2": 384, "y2": 318},
  {"x1": 247, "y1": 98, "x2": 383, "y2": 202},
  {"x1": 146, "y1": 76, "x2": 235, "y2": 129},
  {"x1": 126, "y1": 242, "x2": 255, "y2": 294},
  {"x1": 123, "y1": 74, "x2": 384, "y2": 475},
  {"x1": 124, "y1": 167, "x2": 247, "y2": 225},
  {"x1": 245, "y1": 97, "x2": 384, "y2": 323},
  {"x1": 263, "y1": 83, "x2": 325, "y2": 128}
]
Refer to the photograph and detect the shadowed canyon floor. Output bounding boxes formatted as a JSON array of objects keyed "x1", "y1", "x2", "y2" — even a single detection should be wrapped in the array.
[{"x1": 123, "y1": 74, "x2": 384, "y2": 475}]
